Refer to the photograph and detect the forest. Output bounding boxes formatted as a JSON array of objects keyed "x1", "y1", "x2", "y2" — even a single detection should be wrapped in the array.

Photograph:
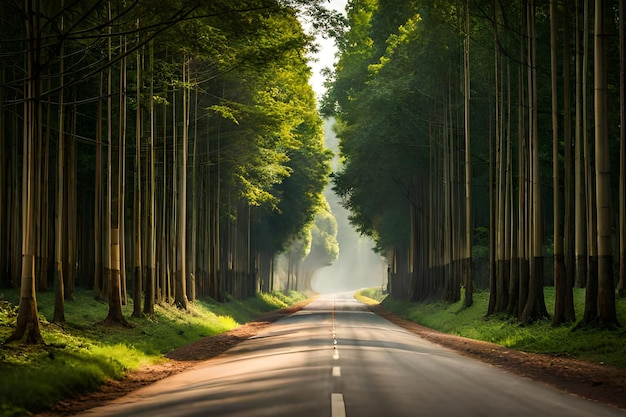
[
  {"x1": 2, "y1": 0, "x2": 626, "y2": 346},
  {"x1": 0, "y1": 0, "x2": 342, "y2": 343},
  {"x1": 324, "y1": 0, "x2": 626, "y2": 327}
]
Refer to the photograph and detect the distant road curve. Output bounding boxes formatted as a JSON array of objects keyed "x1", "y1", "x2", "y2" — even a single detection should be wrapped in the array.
[{"x1": 78, "y1": 292, "x2": 626, "y2": 417}]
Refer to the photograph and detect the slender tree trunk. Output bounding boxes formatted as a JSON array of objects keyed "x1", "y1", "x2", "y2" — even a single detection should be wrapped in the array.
[
  {"x1": 8, "y1": 0, "x2": 44, "y2": 344},
  {"x1": 118, "y1": 37, "x2": 127, "y2": 306},
  {"x1": 53, "y1": 22, "x2": 66, "y2": 323},
  {"x1": 593, "y1": 0, "x2": 618, "y2": 327},
  {"x1": 494, "y1": 8, "x2": 508, "y2": 313},
  {"x1": 580, "y1": 0, "x2": 599, "y2": 325},
  {"x1": 66, "y1": 101, "x2": 77, "y2": 299},
  {"x1": 617, "y1": 0, "x2": 626, "y2": 298},
  {"x1": 94, "y1": 72, "x2": 104, "y2": 300},
  {"x1": 518, "y1": 4, "x2": 530, "y2": 319},
  {"x1": 521, "y1": 0, "x2": 549, "y2": 324},
  {"x1": 190, "y1": 72, "x2": 198, "y2": 302},
  {"x1": 132, "y1": 29, "x2": 143, "y2": 318},
  {"x1": 575, "y1": 0, "x2": 589, "y2": 289},
  {"x1": 10, "y1": 103, "x2": 21, "y2": 289},
  {"x1": 551, "y1": 0, "x2": 567, "y2": 325},
  {"x1": 104, "y1": 1, "x2": 129, "y2": 326},
  {"x1": 159, "y1": 101, "x2": 168, "y2": 304},
  {"x1": 460, "y1": 18, "x2": 472, "y2": 298},
  {"x1": 487, "y1": 104, "x2": 497, "y2": 315},
  {"x1": 0, "y1": 63, "x2": 5, "y2": 287},
  {"x1": 143, "y1": 41, "x2": 156, "y2": 316},
  {"x1": 562, "y1": 1, "x2": 576, "y2": 322},
  {"x1": 175, "y1": 61, "x2": 188, "y2": 309}
]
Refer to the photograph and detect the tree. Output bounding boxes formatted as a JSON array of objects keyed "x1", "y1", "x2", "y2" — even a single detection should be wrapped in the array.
[
  {"x1": 619, "y1": 0, "x2": 626, "y2": 298},
  {"x1": 7, "y1": 0, "x2": 45, "y2": 344},
  {"x1": 520, "y1": 0, "x2": 549, "y2": 324},
  {"x1": 463, "y1": 0, "x2": 473, "y2": 308},
  {"x1": 52, "y1": 2, "x2": 67, "y2": 324},
  {"x1": 593, "y1": 0, "x2": 618, "y2": 327},
  {"x1": 551, "y1": 0, "x2": 574, "y2": 325}
]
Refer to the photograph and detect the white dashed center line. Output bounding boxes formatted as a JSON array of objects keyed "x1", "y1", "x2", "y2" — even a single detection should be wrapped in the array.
[
  {"x1": 330, "y1": 300, "x2": 346, "y2": 416},
  {"x1": 331, "y1": 393, "x2": 346, "y2": 417}
]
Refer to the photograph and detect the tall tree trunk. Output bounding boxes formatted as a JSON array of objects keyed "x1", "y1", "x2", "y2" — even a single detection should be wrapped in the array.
[
  {"x1": 94, "y1": 72, "x2": 104, "y2": 300},
  {"x1": 562, "y1": 0, "x2": 576, "y2": 322},
  {"x1": 551, "y1": 0, "x2": 568, "y2": 325},
  {"x1": 0, "y1": 61, "x2": 5, "y2": 288},
  {"x1": 132, "y1": 28, "x2": 143, "y2": 318},
  {"x1": 175, "y1": 62, "x2": 188, "y2": 309},
  {"x1": 66, "y1": 101, "x2": 77, "y2": 298},
  {"x1": 521, "y1": 0, "x2": 549, "y2": 324},
  {"x1": 104, "y1": 1, "x2": 129, "y2": 326},
  {"x1": 580, "y1": 0, "x2": 600, "y2": 325},
  {"x1": 593, "y1": 0, "x2": 618, "y2": 327},
  {"x1": 575, "y1": 0, "x2": 589, "y2": 289},
  {"x1": 143, "y1": 41, "x2": 156, "y2": 316},
  {"x1": 487, "y1": 104, "x2": 497, "y2": 315},
  {"x1": 463, "y1": 0, "x2": 473, "y2": 308},
  {"x1": 517, "y1": 3, "x2": 530, "y2": 319},
  {"x1": 8, "y1": 0, "x2": 44, "y2": 344},
  {"x1": 118, "y1": 37, "x2": 127, "y2": 306},
  {"x1": 617, "y1": 0, "x2": 626, "y2": 298},
  {"x1": 190, "y1": 71, "x2": 198, "y2": 302},
  {"x1": 494, "y1": 7, "x2": 508, "y2": 313},
  {"x1": 159, "y1": 101, "x2": 169, "y2": 304},
  {"x1": 53, "y1": 20, "x2": 66, "y2": 323}
]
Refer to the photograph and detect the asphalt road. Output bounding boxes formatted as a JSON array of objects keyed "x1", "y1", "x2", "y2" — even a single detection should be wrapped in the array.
[{"x1": 78, "y1": 292, "x2": 626, "y2": 417}]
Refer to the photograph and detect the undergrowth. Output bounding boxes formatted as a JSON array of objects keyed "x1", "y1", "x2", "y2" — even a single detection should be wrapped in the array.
[
  {"x1": 0, "y1": 289, "x2": 306, "y2": 417},
  {"x1": 358, "y1": 287, "x2": 626, "y2": 369}
]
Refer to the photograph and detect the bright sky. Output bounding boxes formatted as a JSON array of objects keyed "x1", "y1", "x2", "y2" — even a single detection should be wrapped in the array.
[{"x1": 308, "y1": 0, "x2": 348, "y2": 99}]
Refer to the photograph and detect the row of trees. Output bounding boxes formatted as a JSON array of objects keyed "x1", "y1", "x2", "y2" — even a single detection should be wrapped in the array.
[
  {"x1": 0, "y1": 0, "x2": 340, "y2": 343},
  {"x1": 325, "y1": 0, "x2": 626, "y2": 327}
]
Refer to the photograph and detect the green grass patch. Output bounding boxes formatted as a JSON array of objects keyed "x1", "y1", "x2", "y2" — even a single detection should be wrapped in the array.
[
  {"x1": 354, "y1": 287, "x2": 386, "y2": 305},
  {"x1": 358, "y1": 287, "x2": 626, "y2": 369},
  {"x1": 0, "y1": 289, "x2": 307, "y2": 417}
]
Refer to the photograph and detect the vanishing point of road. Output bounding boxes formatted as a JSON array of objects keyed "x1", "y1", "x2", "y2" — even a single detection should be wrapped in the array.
[{"x1": 77, "y1": 292, "x2": 626, "y2": 417}]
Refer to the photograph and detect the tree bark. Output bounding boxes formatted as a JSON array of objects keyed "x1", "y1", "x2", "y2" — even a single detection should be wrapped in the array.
[
  {"x1": 521, "y1": 0, "x2": 549, "y2": 324},
  {"x1": 463, "y1": 0, "x2": 473, "y2": 308},
  {"x1": 8, "y1": 0, "x2": 44, "y2": 344},
  {"x1": 617, "y1": 0, "x2": 626, "y2": 298},
  {"x1": 593, "y1": 0, "x2": 618, "y2": 327},
  {"x1": 132, "y1": 29, "x2": 143, "y2": 318},
  {"x1": 53, "y1": 19, "x2": 66, "y2": 323},
  {"x1": 103, "y1": 1, "x2": 129, "y2": 326},
  {"x1": 551, "y1": 0, "x2": 568, "y2": 326},
  {"x1": 175, "y1": 62, "x2": 189, "y2": 309},
  {"x1": 575, "y1": 0, "x2": 589, "y2": 289}
]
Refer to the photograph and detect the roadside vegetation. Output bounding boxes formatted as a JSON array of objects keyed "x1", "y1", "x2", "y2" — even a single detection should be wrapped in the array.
[
  {"x1": 0, "y1": 289, "x2": 307, "y2": 417},
  {"x1": 356, "y1": 287, "x2": 626, "y2": 369}
]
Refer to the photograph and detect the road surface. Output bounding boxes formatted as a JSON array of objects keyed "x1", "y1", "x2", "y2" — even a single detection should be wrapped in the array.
[{"x1": 78, "y1": 292, "x2": 626, "y2": 417}]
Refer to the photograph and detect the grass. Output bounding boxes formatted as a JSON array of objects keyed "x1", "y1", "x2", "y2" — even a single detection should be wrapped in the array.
[
  {"x1": 358, "y1": 286, "x2": 626, "y2": 369},
  {"x1": 0, "y1": 289, "x2": 307, "y2": 417}
]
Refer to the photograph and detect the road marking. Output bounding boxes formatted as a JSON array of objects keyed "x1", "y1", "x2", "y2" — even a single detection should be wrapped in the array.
[
  {"x1": 332, "y1": 299, "x2": 339, "y2": 360},
  {"x1": 331, "y1": 393, "x2": 346, "y2": 417},
  {"x1": 332, "y1": 366, "x2": 341, "y2": 377}
]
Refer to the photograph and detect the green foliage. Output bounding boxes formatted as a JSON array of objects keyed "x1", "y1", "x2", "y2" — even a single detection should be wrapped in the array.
[
  {"x1": 363, "y1": 288, "x2": 626, "y2": 369},
  {"x1": 306, "y1": 197, "x2": 340, "y2": 266},
  {"x1": 0, "y1": 0, "x2": 333, "y2": 289},
  {"x1": 0, "y1": 289, "x2": 307, "y2": 417},
  {"x1": 354, "y1": 287, "x2": 386, "y2": 305}
]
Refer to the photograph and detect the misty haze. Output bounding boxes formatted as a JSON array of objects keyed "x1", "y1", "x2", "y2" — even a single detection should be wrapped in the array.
[{"x1": 312, "y1": 119, "x2": 386, "y2": 294}]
